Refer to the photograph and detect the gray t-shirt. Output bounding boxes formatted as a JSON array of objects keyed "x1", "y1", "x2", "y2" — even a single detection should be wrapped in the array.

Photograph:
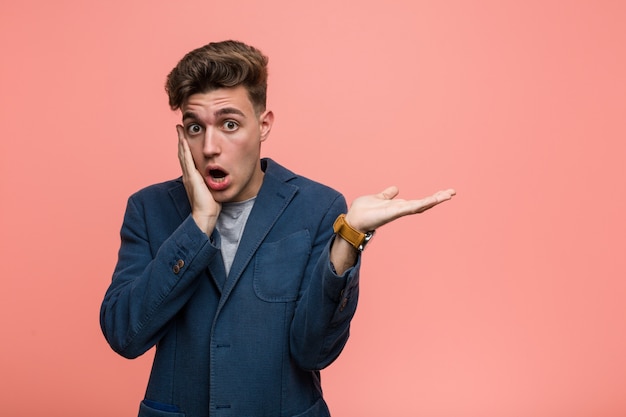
[{"x1": 215, "y1": 197, "x2": 255, "y2": 275}]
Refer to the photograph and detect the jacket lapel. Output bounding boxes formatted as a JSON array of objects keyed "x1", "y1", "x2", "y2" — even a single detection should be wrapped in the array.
[{"x1": 218, "y1": 161, "x2": 298, "y2": 307}]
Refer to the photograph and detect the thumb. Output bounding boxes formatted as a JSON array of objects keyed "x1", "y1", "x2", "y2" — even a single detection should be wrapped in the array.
[{"x1": 379, "y1": 185, "x2": 399, "y2": 200}]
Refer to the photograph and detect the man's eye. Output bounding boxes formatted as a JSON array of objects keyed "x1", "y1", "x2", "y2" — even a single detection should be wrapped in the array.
[
  {"x1": 187, "y1": 124, "x2": 202, "y2": 135},
  {"x1": 223, "y1": 120, "x2": 238, "y2": 131}
]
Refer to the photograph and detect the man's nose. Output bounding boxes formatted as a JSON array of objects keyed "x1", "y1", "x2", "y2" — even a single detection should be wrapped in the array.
[{"x1": 203, "y1": 128, "x2": 221, "y2": 156}]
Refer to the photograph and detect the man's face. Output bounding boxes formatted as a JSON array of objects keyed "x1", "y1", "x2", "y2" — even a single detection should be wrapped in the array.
[{"x1": 181, "y1": 85, "x2": 273, "y2": 203}]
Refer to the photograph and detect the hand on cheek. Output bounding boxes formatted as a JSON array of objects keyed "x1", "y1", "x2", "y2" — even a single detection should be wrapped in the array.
[{"x1": 176, "y1": 125, "x2": 221, "y2": 235}]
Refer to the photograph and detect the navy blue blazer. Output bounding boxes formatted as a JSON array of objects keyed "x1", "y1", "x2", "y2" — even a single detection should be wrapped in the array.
[{"x1": 100, "y1": 159, "x2": 360, "y2": 417}]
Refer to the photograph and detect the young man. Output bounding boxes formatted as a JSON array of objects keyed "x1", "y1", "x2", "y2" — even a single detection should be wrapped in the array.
[{"x1": 100, "y1": 40, "x2": 455, "y2": 417}]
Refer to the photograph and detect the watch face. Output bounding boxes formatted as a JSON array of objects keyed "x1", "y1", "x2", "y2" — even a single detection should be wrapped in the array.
[{"x1": 358, "y1": 231, "x2": 375, "y2": 251}]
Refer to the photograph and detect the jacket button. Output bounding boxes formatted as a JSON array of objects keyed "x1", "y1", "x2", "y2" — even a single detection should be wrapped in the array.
[{"x1": 173, "y1": 259, "x2": 184, "y2": 274}]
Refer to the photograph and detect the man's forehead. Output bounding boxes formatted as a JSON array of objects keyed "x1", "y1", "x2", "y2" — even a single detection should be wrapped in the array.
[
  {"x1": 182, "y1": 86, "x2": 253, "y2": 113},
  {"x1": 184, "y1": 91, "x2": 241, "y2": 104}
]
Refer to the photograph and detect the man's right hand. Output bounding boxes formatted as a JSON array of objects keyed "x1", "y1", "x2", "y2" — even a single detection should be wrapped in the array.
[{"x1": 177, "y1": 125, "x2": 221, "y2": 235}]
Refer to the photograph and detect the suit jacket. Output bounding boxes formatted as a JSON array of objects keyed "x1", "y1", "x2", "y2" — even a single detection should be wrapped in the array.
[{"x1": 100, "y1": 159, "x2": 361, "y2": 417}]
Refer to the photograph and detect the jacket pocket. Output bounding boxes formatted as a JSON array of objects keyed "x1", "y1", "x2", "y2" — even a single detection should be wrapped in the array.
[
  {"x1": 253, "y1": 229, "x2": 311, "y2": 302},
  {"x1": 139, "y1": 400, "x2": 185, "y2": 417}
]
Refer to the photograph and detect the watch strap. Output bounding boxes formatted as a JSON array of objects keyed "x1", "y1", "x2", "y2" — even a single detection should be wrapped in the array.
[{"x1": 333, "y1": 214, "x2": 373, "y2": 251}]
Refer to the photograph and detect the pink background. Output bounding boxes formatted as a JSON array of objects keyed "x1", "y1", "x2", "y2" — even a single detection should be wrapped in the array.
[{"x1": 1, "y1": 1, "x2": 625, "y2": 416}]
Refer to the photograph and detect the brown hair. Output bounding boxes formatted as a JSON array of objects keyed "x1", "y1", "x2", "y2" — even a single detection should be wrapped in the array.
[{"x1": 165, "y1": 40, "x2": 269, "y2": 113}]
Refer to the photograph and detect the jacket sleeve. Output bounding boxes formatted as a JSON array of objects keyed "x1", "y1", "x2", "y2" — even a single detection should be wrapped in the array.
[
  {"x1": 100, "y1": 194, "x2": 218, "y2": 359},
  {"x1": 289, "y1": 194, "x2": 361, "y2": 371}
]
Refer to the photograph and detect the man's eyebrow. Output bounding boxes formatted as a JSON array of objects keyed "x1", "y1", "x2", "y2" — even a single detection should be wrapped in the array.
[
  {"x1": 182, "y1": 111, "x2": 199, "y2": 121},
  {"x1": 182, "y1": 108, "x2": 246, "y2": 122},
  {"x1": 214, "y1": 107, "x2": 245, "y2": 118}
]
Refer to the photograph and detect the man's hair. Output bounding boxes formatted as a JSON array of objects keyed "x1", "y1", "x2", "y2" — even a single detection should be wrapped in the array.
[{"x1": 165, "y1": 40, "x2": 269, "y2": 113}]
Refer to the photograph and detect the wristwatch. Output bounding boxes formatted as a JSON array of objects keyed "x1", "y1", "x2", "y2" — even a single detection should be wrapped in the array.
[{"x1": 333, "y1": 214, "x2": 375, "y2": 251}]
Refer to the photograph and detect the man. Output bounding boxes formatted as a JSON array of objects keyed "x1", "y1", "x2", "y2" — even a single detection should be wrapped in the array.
[{"x1": 100, "y1": 40, "x2": 455, "y2": 417}]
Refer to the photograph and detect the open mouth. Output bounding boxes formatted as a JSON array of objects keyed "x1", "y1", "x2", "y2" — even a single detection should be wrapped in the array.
[
  {"x1": 205, "y1": 166, "x2": 230, "y2": 191},
  {"x1": 209, "y1": 169, "x2": 227, "y2": 182}
]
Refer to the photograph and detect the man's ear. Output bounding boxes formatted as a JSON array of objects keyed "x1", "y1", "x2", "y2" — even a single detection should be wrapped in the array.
[{"x1": 259, "y1": 110, "x2": 274, "y2": 142}]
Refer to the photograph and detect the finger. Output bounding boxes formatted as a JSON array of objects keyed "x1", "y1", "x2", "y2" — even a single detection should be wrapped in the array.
[
  {"x1": 415, "y1": 189, "x2": 456, "y2": 213},
  {"x1": 176, "y1": 125, "x2": 196, "y2": 175},
  {"x1": 441, "y1": 188, "x2": 456, "y2": 198},
  {"x1": 415, "y1": 198, "x2": 438, "y2": 213},
  {"x1": 433, "y1": 189, "x2": 456, "y2": 203},
  {"x1": 379, "y1": 185, "x2": 399, "y2": 200},
  {"x1": 177, "y1": 125, "x2": 186, "y2": 167}
]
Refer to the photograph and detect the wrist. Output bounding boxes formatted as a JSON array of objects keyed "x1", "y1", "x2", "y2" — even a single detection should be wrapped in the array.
[{"x1": 192, "y1": 212, "x2": 218, "y2": 236}]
